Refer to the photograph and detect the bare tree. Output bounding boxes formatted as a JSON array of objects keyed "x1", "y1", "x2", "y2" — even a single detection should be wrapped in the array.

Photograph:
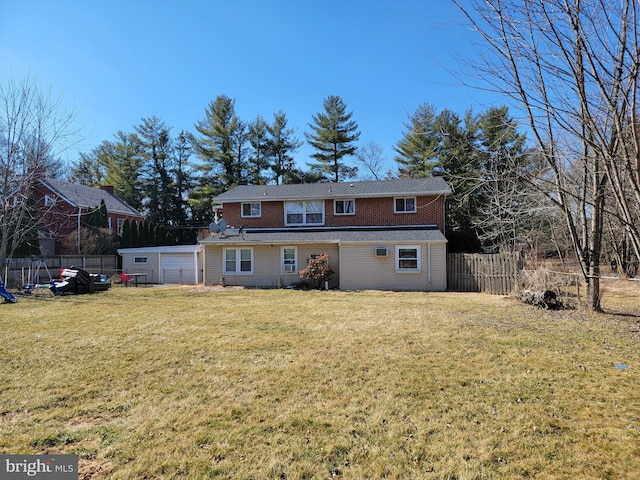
[
  {"x1": 354, "y1": 141, "x2": 389, "y2": 180},
  {"x1": 0, "y1": 75, "x2": 80, "y2": 258},
  {"x1": 455, "y1": 0, "x2": 640, "y2": 311}
]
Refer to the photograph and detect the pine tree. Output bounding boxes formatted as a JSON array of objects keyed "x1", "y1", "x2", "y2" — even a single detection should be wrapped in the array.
[
  {"x1": 189, "y1": 95, "x2": 246, "y2": 219},
  {"x1": 267, "y1": 111, "x2": 302, "y2": 185},
  {"x1": 120, "y1": 218, "x2": 132, "y2": 248},
  {"x1": 305, "y1": 96, "x2": 360, "y2": 182},
  {"x1": 393, "y1": 103, "x2": 440, "y2": 178}
]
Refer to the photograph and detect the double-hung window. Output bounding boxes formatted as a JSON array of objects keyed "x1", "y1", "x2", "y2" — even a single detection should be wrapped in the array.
[
  {"x1": 281, "y1": 247, "x2": 297, "y2": 273},
  {"x1": 334, "y1": 199, "x2": 355, "y2": 215},
  {"x1": 285, "y1": 201, "x2": 324, "y2": 226},
  {"x1": 396, "y1": 246, "x2": 421, "y2": 272},
  {"x1": 44, "y1": 194, "x2": 56, "y2": 206},
  {"x1": 241, "y1": 202, "x2": 261, "y2": 218},
  {"x1": 224, "y1": 247, "x2": 253, "y2": 274},
  {"x1": 395, "y1": 197, "x2": 416, "y2": 213}
]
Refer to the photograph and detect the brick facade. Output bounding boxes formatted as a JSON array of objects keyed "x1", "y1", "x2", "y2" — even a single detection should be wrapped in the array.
[{"x1": 221, "y1": 194, "x2": 446, "y2": 232}]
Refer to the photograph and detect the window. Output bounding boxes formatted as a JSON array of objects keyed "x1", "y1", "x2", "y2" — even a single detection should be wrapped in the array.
[
  {"x1": 395, "y1": 197, "x2": 416, "y2": 213},
  {"x1": 44, "y1": 194, "x2": 56, "y2": 206},
  {"x1": 375, "y1": 247, "x2": 388, "y2": 257},
  {"x1": 117, "y1": 218, "x2": 124, "y2": 234},
  {"x1": 134, "y1": 257, "x2": 148, "y2": 264},
  {"x1": 281, "y1": 247, "x2": 297, "y2": 273},
  {"x1": 396, "y1": 246, "x2": 420, "y2": 272},
  {"x1": 241, "y1": 202, "x2": 261, "y2": 217},
  {"x1": 285, "y1": 201, "x2": 324, "y2": 225},
  {"x1": 224, "y1": 248, "x2": 253, "y2": 274},
  {"x1": 334, "y1": 199, "x2": 355, "y2": 215}
]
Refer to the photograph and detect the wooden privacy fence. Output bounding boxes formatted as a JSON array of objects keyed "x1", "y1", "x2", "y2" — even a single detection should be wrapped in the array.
[
  {"x1": 1, "y1": 256, "x2": 119, "y2": 287},
  {"x1": 447, "y1": 252, "x2": 524, "y2": 295}
]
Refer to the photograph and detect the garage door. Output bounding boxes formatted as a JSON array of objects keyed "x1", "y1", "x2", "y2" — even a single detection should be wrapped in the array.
[{"x1": 161, "y1": 253, "x2": 197, "y2": 284}]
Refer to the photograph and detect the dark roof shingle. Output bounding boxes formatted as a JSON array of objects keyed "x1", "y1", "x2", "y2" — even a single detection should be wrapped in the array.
[
  {"x1": 212, "y1": 178, "x2": 451, "y2": 203},
  {"x1": 42, "y1": 178, "x2": 142, "y2": 217}
]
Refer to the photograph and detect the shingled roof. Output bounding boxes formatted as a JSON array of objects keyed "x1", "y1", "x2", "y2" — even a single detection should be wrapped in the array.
[
  {"x1": 200, "y1": 225, "x2": 447, "y2": 245},
  {"x1": 212, "y1": 177, "x2": 451, "y2": 203},
  {"x1": 42, "y1": 178, "x2": 143, "y2": 217}
]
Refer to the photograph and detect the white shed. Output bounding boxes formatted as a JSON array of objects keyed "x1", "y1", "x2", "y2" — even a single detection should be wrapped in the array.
[{"x1": 117, "y1": 245, "x2": 203, "y2": 285}]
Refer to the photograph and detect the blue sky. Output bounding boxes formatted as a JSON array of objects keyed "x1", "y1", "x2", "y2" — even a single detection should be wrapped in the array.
[{"x1": 0, "y1": 0, "x2": 505, "y2": 175}]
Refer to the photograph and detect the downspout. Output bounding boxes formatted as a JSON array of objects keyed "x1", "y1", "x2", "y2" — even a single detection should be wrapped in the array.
[
  {"x1": 193, "y1": 249, "x2": 199, "y2": 284},
  {"x1": 427, "y1": 242, "x2": 431, "y2": 283},
  {"x1": 77, "y1": 208, "x2": 82, "y2": 254}
]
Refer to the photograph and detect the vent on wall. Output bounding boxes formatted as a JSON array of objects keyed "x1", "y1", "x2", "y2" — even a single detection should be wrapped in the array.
[{"x1": 375, "y1": 247, "x2": 388, "y2": 257}]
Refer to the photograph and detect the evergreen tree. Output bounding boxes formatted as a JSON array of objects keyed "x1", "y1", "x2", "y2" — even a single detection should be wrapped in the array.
[
  {"x1": 98, "y1": 199, "x2": 109, "y2": 229},
  {"x1": 394, "y1": 104, "x2": 530, "y2": 252},
  {"x1": 130, "y1": 220, "x2": 140, "y2": 247},
  {"x1": 81, "y1": 132, "x2": 144, "y2": 211},
  {"x1": 305, "y1": 96, "x2": 360, "y2": 182},
  {"x1": 267, "y1": 111, "x2": 302, "y2": 185},
  {"x1": 189, "y1": 95, "x2": 245, "y2": 220},
  {"x1": 247, "y1": 116, "x2": 270, "y2": 184},
  {"x1": 120, "y1": 218, "x2": 132, "y2": 248},
  {"x1": 136, "y1": 116, "x2": 187, "y2": 226},
  {"x1": 393, "y1": 103, "x2": 439, "y2": 178}
]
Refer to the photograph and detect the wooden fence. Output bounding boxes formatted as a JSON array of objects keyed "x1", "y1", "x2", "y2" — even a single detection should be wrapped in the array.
[
  {"x1": 447, "y1": 252, "x2": 524, "y2": 295},
  {"x1": 1, "y1": 256, "x2": 119, "y2": 287}
]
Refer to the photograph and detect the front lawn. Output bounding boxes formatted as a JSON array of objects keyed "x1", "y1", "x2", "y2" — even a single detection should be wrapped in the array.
[{"x1": 1, "y1": 287, "x2": 638, "y2": 479}]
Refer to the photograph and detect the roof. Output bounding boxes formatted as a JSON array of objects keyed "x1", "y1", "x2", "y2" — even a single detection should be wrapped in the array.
[
  {"x1": 42, "y1": 178, "x2": 143, "y2": 217},
  {"x1": 200, "y1": 225, "x2": 447, "y2": 245},
  {"x1": 212, "y1": 178, "x2": 451, "y2": 203},
  {"x1": 117, "y1": 245, "x2": 202, "y2": 255}
]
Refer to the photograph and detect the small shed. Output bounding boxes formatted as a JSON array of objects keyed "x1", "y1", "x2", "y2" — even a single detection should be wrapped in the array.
[{"x1": 117, "y1": 245, "x2": 203, "y2": 285}]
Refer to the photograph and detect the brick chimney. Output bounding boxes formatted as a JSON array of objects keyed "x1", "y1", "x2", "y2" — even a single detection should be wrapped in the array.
[
  {"x1": 101, "y1": 185, "x2": 115, "y2": 195},
  {"x1": 29, "y1": 167, "x2": 47, "y2": 180}
]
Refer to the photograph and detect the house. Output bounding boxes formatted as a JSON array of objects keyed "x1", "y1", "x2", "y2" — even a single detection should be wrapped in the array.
[
  {"x1": 118, "y1": 245, "x2": 203, "y2": 285},
  {"x1": 25, "y1": 169, "x2": 144, "y2": 255},
  {"x1": 200, "y1": 178, "x2": 451, "y2": 291}
]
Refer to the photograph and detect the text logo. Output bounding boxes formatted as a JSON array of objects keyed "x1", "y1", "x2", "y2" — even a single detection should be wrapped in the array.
[{"x1": 1, "y1": 455, "x2": 77, "y2": 479}]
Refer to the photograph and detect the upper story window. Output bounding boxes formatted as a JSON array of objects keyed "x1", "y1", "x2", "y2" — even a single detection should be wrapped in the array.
[
  {"x1": 334, "y1": 199, "x2": 355, "y2": 215},
  {"x1": 395, "y1": 197, "x2": 416, "y2": 213},
  {"x1": 285, "y1": 201, "x2": 324, "y2": 226},
  {"x1": 241, "y1": 202, "x2": 261, "y2": 218},
  {"x1": 44, "y1": 194, "x2": 56, "y2": 206}
]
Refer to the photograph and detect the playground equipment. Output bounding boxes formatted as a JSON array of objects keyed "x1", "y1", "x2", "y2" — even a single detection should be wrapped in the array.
[
  {"x1": 0, "y1": 260, "x2": 17, "y2": 303},
  {"x1": 21, "y1": 258, "x2": 59, "y2": 295}
]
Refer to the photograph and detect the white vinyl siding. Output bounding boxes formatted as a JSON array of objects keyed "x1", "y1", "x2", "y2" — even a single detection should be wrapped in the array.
[
  {"x1": 204, "y1": 244, "x2": 339, "y2": 288},
  {"x1": 339, "y1": 242, "x2": 446, "y2": 291}
]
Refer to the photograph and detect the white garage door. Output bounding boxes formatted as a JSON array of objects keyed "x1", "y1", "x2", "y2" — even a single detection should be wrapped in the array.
[{"x1": 161, "y1": 253, "x2": 197, "y2": 284}]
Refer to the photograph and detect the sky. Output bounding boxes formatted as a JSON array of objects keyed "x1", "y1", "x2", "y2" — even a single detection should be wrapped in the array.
[{"x1": 0, "y1": 0, "x2": 505, "y2": 175}]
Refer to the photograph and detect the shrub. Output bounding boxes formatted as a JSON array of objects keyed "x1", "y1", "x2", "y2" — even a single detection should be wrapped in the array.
[{"x1": 299, "y1": 252, "x2": 334, "y2": 289}]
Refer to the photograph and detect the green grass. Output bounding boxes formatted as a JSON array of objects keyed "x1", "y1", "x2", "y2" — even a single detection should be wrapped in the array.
[{"x1": 1, "y1": 287, "x2": 639, "y2": 479}]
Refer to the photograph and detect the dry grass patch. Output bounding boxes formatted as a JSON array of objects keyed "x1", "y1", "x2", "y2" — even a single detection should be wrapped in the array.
[{"x1": 1, "y1": 287, "x2": 639, "y2": 479}]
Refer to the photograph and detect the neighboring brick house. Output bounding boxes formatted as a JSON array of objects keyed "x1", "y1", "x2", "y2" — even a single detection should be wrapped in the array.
[
  {"x1": 200, "y1": 178, "x2": 451, "y2": 291},
  {"x1": 26, "y1": 169, "x2": 144, "y2": 255}
]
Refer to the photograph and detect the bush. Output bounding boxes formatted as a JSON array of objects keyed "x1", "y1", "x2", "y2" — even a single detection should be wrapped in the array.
[{"x1": 298, "y1": 253, "x2": 334, "y2": 289}]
